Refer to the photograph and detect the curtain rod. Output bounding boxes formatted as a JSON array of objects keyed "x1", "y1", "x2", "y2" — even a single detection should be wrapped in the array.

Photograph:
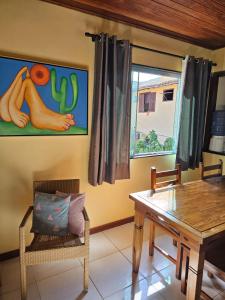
[{"x1": 85, "y1": 32, "x2": 217, "y2": 66}]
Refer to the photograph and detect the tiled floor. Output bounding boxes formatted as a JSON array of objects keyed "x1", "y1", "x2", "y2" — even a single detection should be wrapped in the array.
[{"x1": 1, "y1": 220, "x2": 225, "y2": 299}]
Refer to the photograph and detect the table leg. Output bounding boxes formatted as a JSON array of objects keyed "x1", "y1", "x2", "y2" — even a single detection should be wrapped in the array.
[
  {"x1": 132, "y1": 209, "x2": 145, "y2": 273},
  {"x1": 176, "y1": 240, "x2": 182, "y2": 280},
  {"x1": 149, "y1": 220, "x2": 155, "y2": 256},
  {"x1": 186, "y1": 246, "x2": 205, "y2": 300}
]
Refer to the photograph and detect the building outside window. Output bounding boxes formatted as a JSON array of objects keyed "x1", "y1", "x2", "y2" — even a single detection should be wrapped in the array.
[{"x1": 130, "y1": 65, "x2": 181, "y2": 158}]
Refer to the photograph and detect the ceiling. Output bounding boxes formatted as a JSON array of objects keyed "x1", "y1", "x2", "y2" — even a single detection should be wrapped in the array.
[{"x1": 42, "y1": 0, "x2": 225, "y2": 50}]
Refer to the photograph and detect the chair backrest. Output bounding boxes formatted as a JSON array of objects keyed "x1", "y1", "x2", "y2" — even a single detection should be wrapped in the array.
[
  {"x1": 200, "y1": 160, "x2": 223, "y2": 180},
  {"x1": 33, "y1": 179, "x2": 80, "y2": 199},
  {"x1": 150, "y1": 164, "x2": 181, "y2": 191}
]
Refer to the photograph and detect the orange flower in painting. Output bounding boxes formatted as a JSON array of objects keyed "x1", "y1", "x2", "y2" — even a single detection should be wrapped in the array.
[{"x1": 30, "y1": 64, "x2": 50, "y2": 86}]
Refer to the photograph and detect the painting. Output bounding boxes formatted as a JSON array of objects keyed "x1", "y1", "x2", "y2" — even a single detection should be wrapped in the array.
[{"x1": 0, "y1": 56, "x2": 88, "y2": 136}]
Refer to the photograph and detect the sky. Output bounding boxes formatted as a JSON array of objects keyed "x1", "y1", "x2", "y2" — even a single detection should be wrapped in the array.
[{"x1": 132, "y1": 72, "x2": 160, "y2": 82}]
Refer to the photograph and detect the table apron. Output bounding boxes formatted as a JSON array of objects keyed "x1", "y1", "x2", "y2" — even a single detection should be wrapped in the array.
[{"x1": 135, "y1": 202, "x2": 202, "y2": 252}]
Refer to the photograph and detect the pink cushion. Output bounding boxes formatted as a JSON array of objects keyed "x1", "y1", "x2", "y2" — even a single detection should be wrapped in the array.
[{"x1": 56, "y1": 191, "x2": 85, "y2": 236}]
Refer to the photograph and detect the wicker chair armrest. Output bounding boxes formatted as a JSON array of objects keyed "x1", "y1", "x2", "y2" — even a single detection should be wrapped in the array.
[
  {"x1": 82, "y1": 207, "x2": 89, "y2": 222},
  {"x1": 20, "y1": 206, "x2": 33, "y2": 228},
  {"x1": 82, "y1": 208, "x2": 90, "y2": 243}
]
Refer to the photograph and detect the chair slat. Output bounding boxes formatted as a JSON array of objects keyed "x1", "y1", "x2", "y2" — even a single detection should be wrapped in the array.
[
  {"x1": 151, "y1": 164, "x2": 181, "y2": 190},
  {"x1": 201, "y1": 160, "x2": 223, "y2": 180},
  {"x1": 155, "y1": 179, "x2": 177, "y2": 188},
  {"x1": 33, "y1": 179, "x2": 79, "y2": 198},
  {"x1": 156, "y1": 169, "x2": 178, "y2": 178},
  {"x1": 203, "y1": 164, "x2": 222, "y2": 172}
]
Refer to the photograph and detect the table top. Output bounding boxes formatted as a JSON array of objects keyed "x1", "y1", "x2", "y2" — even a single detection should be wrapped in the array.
[{"x1": 130, "y1": 177, "x2": 225, "y2": 238}]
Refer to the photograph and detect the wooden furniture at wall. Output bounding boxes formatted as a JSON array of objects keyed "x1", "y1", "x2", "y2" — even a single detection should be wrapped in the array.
[
  {"x1": 130, "y1": 177, "x2": 225, "y2": 300},
  {"x1": 19, "y1": 179, "x2": 89, "y2": 300},
  {"x1": 150, "y1": 164, "x2": 182, "y2": 279},
  {"x1": 200, "y1": 159, "x2": 223, "y2": 179},
  {"x1": 204, "y1": 70, "x2": 225, "y2": 155}
]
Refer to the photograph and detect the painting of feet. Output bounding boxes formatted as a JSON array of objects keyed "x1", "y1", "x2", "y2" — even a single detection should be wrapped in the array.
[{"x1": 0, "y1": 56, "x2": 88, "y2": 136}]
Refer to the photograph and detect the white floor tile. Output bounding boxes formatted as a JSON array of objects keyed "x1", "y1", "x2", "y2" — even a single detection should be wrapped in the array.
[
  {"x1": 90, "y1": 252, "x2": 143, "y2": 298},
  {"x1": 152, "y1": 265, "x2": 185, "y2": 300},
  {"x1": 102, "y1": 221, "x2": 166, "y2": 252},
  {"x1": 121, "y1": 240, "x2": 171, "y2": 278},
  {"x1": 104, "y1": 274, "x2": 165, "y2": 300},
  {"x1": 31, "y1": 259, "x2": 81, "y2": 281},
  {"x1": 155, "y1": 234, "x2": 177, "y2": 260},
  {"x1": 37, "y1": 265, "x2": 102, "y2": 300},
  {"x1": 88, "y1": 232, "x2": 118, "y2": 262},
  {"x1": 214, "y1": 291, "x2": 225, "y2": 299},
  {"x1": 0, "y1": 258, "x2": 35, "y2": 295},
  {"x1": 201, "y1": 270, "x2": 225, "y2": 299},
  {"x1": 0, "y1": 283, "x2": 40, "y2": 300},
  {"x1": 103, "y1": 223, "x2": 134, "y2": 250}
]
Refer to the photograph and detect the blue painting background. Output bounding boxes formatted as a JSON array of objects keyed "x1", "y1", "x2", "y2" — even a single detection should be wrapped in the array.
[{"x1": 0, "y1": 57, "x2": 88, "y2": 130}]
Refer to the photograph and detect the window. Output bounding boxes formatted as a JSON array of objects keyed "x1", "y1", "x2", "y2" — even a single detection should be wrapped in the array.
[
  {"x1": 130, "y1": 65, "x2": 181, "y2": 158},
  {"x1": 139, "y1": 92, "x2": 156, "y2": 112},
  {"x1": 163, "y1": 89, "x2": 174, "y2": 101}
]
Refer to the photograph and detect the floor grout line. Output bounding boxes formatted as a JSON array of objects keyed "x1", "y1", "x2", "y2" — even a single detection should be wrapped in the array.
[
  {"x1": 88, "y1": 275, "x2": 104, "y2": 299},
  {"x1": 33, "y1": 260, "x2": 83, "y2": 283}
]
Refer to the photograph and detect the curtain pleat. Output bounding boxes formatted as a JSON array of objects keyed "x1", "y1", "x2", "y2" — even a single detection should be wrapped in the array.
[
  {"x1": 88, "y1": 33, "x2": 131, "y2": 186},
  {"x1": 176, "y1": 56, "x2": 212, "y2": 170}
]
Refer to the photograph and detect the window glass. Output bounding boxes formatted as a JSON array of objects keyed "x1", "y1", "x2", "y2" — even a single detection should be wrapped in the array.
[{"x1": 130, "y1": 65, "x2": 181, "y2": 157}]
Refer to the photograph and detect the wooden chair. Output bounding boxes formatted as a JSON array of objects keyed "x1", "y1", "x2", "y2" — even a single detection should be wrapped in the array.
[
  {"x1": 149, "y1": 164, "x2": 182, "y2": 279},
  {"x1": 200, "y1": 159, "x2": 223, "y2": 179},
  {"x1": 180, "y1": 241, "x2": 225, "y2": 299},
  {"x1": 180, "y1": 160, "x2": 224, "y2": 298},
  {"x1": 150, "y1": 163, "x2": 181, "y2": 191},
  {"x1": 19, "y1": 179, "x2": 89, "y2": 300}
]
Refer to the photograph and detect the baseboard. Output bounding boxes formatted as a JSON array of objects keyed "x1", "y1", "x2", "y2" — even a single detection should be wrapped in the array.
[
  {"x1": 0, "y1": 249, "x2": 19, "y2": 261},
  {"x1": 90, "y1": 216, "x2": 134, "y2": 234},
  {"x1": 0, "y1": 216, "x2": 134, "y2": 261}
]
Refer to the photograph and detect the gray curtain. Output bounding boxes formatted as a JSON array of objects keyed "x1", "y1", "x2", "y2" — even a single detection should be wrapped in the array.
[
  {"x1": 176, "y1": 56, "x2": 212, "y2": 170},
  {"x1": 88, "y1": 33, "x2": 131, "y2": 186}
]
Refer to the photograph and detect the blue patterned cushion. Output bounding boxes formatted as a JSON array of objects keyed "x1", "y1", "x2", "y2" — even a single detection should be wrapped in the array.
[{"x1": 31, "y1": 192, "x2": 71, "y2": 236}]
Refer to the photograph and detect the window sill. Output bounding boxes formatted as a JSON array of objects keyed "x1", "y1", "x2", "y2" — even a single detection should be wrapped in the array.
[{"x1": 130, "y1": 151, "x2": 176, "y2": 159}]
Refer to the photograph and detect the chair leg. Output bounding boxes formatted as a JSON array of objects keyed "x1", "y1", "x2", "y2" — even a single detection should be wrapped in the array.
[
  {"x1": 149, "y1": 220, "x2": 155, "y2": 256},
  {"x1": 176, "y1": 241, "x2": 182, "y2": 279},
  {"x1": 84, "y1": 257, "x2": 89, "y2": 291},
  {"x1": 20, "y1": 263, "x2": 27, "y2": 300},
  {"x1": 181, "y1": 245, "x2": 189, "y2": 295}
]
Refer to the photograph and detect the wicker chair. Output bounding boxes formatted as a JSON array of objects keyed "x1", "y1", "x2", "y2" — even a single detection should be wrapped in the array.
[{"x1": 19, "y1": 179, "x2": 89, "y2": 300}]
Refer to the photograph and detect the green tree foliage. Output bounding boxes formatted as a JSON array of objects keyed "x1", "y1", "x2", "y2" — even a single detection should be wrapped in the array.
[
  {"x1": 135, "y1": 130, "x2": 174, "y2": 154},
  {"x1": 163, "y1": 137, "x2": 174, "y2": 151}
]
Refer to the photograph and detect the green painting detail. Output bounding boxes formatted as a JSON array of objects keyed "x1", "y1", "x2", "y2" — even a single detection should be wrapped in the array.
[
  {"x1": 0, "y1": 120, "x2": 86, "y2": 135},
  {"x1": 51, "y1": 69, "x2": 79, "y2": 114}
]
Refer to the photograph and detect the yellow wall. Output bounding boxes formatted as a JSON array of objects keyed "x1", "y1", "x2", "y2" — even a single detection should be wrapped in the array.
[{"x1": 0, "y1": 0, "x2": 222, "y2": 253}]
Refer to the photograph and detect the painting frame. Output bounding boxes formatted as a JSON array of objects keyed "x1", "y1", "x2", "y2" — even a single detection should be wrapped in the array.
[{"x1": 0, "y1": 54, "x2": 88, "y2": 137}]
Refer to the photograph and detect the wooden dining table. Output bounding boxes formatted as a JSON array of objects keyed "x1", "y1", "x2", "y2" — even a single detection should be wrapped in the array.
[{"x1": 130, "y1": 177, "x2": 225, "y2": 300}]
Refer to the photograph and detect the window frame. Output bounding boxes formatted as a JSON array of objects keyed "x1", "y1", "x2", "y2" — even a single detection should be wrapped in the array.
[{"x1": 130, "y1": 64, "x2": 181, "y2": 159}]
